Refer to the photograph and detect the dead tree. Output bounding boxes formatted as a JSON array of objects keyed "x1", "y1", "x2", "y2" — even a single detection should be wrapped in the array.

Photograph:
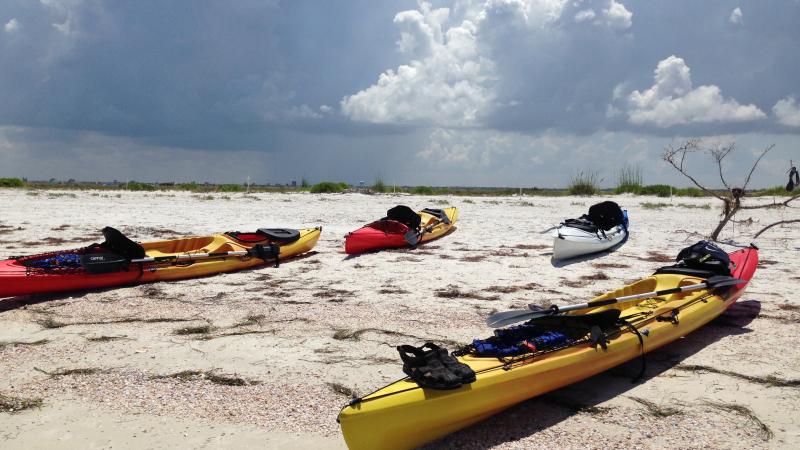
[{"x1": 662, "y1": 140, "x2": 798, "y2": 241}]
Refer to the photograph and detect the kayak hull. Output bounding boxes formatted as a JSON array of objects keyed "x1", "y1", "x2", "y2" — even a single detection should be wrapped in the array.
[
  {"x1": 552, "y1": 212, "x2": 629, "y2": 260},
  {"x1": 345, "y1": 207, "x2": 457, "y2": 254},
  {"x1": 338, "y1": 247, "x2": 758, "y2": 450},
  {"x1": 0, "y1": 227, "x2": 322, "y2": 298}
]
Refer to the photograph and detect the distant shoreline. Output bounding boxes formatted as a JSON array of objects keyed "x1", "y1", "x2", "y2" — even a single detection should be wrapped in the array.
[{"x1": 0, "y1": 177, "x2": 793, "y2": 198}]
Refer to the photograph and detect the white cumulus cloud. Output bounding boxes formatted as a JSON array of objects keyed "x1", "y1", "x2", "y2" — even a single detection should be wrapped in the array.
[
  {"x1": 730, "y1": 7, "x2": 743, "y2": 24},
  {"x1": 602, "y1": 0, "x2": 633, "y2": 29},
  {"x1": 773, "y1": 96, "x2": 800, "y2": 126},
  {"x1": 626, "y1": 55, "x2": 766, "y2": 127},
  {"x1": 574, "y1": 9, "x2": 596, "y2": 22},
  {"x1": 340, "y1": 1, "x2": 496, "y2": 127},
  {"x1": 340, "y1": 0, "x2": 634, "y2": 127},
  {"x1": 4, "y1": 18, "x2": 19, "y2": 33}
]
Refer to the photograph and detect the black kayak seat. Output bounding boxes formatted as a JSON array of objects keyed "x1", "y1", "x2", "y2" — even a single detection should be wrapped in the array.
[
  {"x1": 257, "y1": 228, "x2": 300, "y2": 244},
  {"x1": 386, "y1": 205, "x2": 421, "y2": 230},
  {"x1": 99, "y1": 226, "x2": 145, "y2": 260}
]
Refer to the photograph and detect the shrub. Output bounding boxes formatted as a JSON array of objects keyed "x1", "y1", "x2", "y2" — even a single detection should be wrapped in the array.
[
  {"x1": 568, "y1": 171, "x2": 600, "y2": 196},
  {"x1": 217, "y1": 184, "x2": 246, "y2": 192},
  {"x1": 615, "y1": 165, "x2": 643, "y2": 194},
  {"x1": 372, "y1": 178, "x2": 387, "y2": 193},
  {"x1": 411, "y1": 186, "x2": 434, "y2": 195},
  {"x1": 675, "y1": 187, "x2": 705, "y2": 197},
  {"x1": 0, "y1": 178, "x2": 25, "y2": 188},
  {"x1": 301, "y1": 178, "x2": 310, "y2": 188},
  {"x1": 125, "y1": 181, "x2": 156, "y2": 191},
  {"x1": 751, "y1": 186, "x2": 792, "y2": 197},
  {"x1": 310, "y1": 181, "x2": 347, "y2": 193},
  {"x1": 640, "y1": 184, "x2": 673, "y2": 197}
]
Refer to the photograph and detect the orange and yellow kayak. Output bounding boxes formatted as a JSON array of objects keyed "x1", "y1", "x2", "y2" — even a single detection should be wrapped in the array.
[{"x1": 0, "y1": 227, "x2": 321, "y2": 297}]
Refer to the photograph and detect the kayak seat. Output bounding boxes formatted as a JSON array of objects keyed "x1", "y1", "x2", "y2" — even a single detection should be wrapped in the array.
[
  {"x1": 99, "y1": 227, "x2": 145, "y2": 260},
  {"x1": 257, "y1": 228, "x2": 300, "y2": 244},
  {"x1": 226, "y1": 229, "x2": 300, "y2": 244},
  {"x1": 387, "y1": 205, "x2": 421, "y2": 230}
]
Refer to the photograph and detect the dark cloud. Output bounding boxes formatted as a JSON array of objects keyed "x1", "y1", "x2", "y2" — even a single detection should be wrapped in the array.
[{"x1": 0, "y1": 1, "x2": 798, "y2": 186}]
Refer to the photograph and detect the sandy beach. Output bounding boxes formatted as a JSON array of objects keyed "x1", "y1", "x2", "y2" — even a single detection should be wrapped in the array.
[{"x1": 1, "y1": 189, "x2": 798, "y2": 449}]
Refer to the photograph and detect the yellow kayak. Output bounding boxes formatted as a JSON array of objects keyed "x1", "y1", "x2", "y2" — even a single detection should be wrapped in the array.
[{"x1": 338, "y1": 247, "x2": 758, "y2": 449}]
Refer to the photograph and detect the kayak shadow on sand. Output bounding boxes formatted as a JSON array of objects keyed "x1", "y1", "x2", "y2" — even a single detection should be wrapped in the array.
[
  {"x1": 425, "y1": 299, "x2": 761, "y2": 449},
  {"x1": 548, "y1": 233, "x2": 630, "y2": 268}
]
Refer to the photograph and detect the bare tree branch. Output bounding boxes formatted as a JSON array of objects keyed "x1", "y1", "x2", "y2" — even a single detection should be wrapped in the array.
[
  {"x1": 754, "y1": 219, "x2": 800, "y2": 239},
  {"x1": 741, "y1": 192, "x2": 800, "y2": 210},
  {"x1": 742, "y1": 144, "x2": 775, "y2": 190},
  {"x1": 710, "y1": 142, "x2": 734, "y2": 190},
  {"x1": 662, "y1": 140, "x2": 725, "y2": 201}
]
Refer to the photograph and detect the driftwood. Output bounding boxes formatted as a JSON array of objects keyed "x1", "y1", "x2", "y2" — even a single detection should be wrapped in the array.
[{"x1": 662, "y1": 140, "x2": 797, "y2": 241}]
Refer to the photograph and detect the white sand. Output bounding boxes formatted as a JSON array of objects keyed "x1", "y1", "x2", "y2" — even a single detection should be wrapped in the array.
[{"x1": 1, "y1": 189, "x2": 798, "y2": 449}]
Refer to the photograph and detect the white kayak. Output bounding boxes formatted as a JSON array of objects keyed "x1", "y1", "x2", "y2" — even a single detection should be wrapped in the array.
[{"x1": 552, "y1": 211, "x2": 629, "y2": 260}]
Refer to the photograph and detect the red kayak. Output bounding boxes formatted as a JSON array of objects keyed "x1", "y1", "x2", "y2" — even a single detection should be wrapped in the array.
[{"x1": 345, "y1": 206, "x2": 458, "y2": 254}]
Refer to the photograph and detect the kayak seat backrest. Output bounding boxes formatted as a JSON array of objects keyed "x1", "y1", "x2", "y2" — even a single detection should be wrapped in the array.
[
  {"x1": 257, "y1": 228, "x2": 300, "y2": 244},
  {"x1": 99, "y1": 226, "x2": 145, "y2": 260},
  {"x1": 386, "y1": 205, "x2": 421, "y2": 230},
  {"x1": 226, "y1": 229, "x2": 300, "y2": 244},
  {"x1": 587, "y1": 201, "x2": 625, "y2": 231}
]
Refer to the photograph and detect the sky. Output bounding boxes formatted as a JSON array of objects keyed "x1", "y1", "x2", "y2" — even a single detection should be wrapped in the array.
[{"x1": 1, "y1": 0, "x2": 799, "y2": 188}]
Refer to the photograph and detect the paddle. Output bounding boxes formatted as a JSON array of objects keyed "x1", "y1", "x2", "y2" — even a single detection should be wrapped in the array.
[
  {"x1": 403, "y1": 209, "x2": 451, "y2": 246},
  {"x1": 80, "y1": 243, "x2": 280, "y2": 274},
  {"x1": 539, "y1": 225, "x2": 558, "y2": 234},
  {"x1": 486, "y1": 275, "x2": 745, "y2": 328}
]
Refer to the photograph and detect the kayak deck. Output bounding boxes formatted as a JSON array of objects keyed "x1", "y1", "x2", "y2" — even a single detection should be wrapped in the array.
[{"x1": 338, "y1": 247, "x2": 757, "y2": 450}]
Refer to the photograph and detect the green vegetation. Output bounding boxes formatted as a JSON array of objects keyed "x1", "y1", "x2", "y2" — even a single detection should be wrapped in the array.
[
  {"x1": 124, "y1": 181, "x2": 156, "y2": 191},
  {"x1": 310, "y1": 181, "x2": 349, "y2": 193},
  {"x1": 641, "y1": 202, "x2": 711, "y2": 210},
  {"x1": 639, "y1": 184, "x2": 673, "y2": 197},
  {"x1": 568, "y1": 171, "x2": 600, "y2": 196},
  {"x1": 410, "y1": 185, "x2": 434, "y2": 195},
  {"x1": 674, "y1": 187, "x2": 705, "y2": 197},
  {"x1": 4, "y1": 176, "x2": 795, "y2": 199},
  {"x1": 615, "y1": 165, "x2": 643, "y2": 194},
  {"x1": 751, "y1": 186, "x2": 790, "y2": 196},
  {"x1": 216, "y1": 184, "x2": 246, "y2": 192},
  {"x1": 0, "y1": 178, "x2": 25, "y2": 188},
  {"x1": 372, "y1": 177, "x2": 387, "y2": 193}
]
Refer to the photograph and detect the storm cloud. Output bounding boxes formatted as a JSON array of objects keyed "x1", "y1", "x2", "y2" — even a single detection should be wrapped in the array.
[{"x1": 1, "y1": 0, "x2": 798, "y2": 187}]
